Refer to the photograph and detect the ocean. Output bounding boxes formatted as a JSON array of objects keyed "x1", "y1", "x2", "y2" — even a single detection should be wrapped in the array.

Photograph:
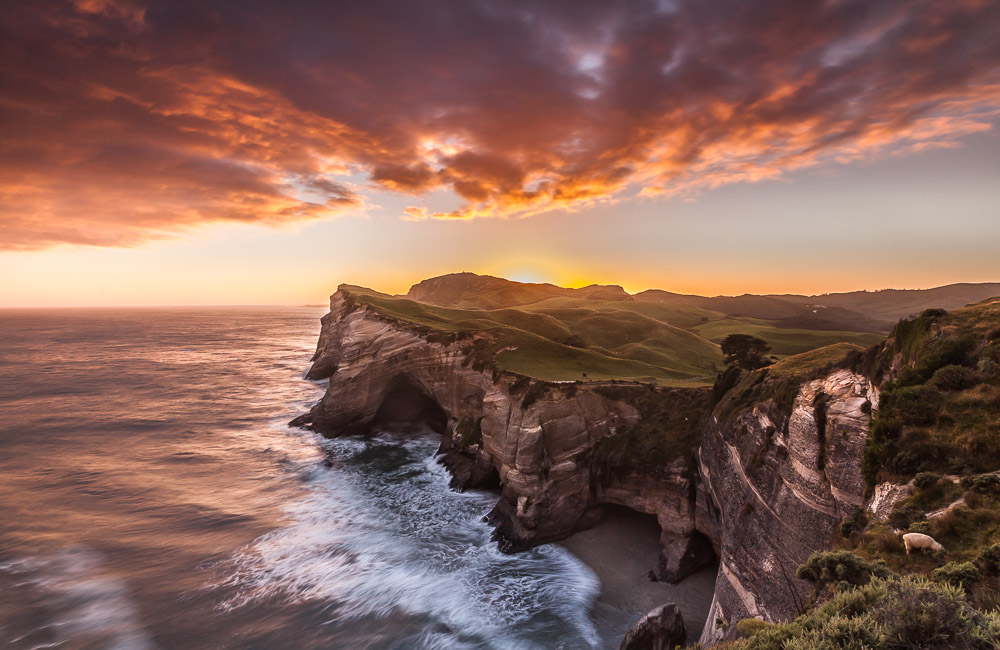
[{"x1": 0, "y1": 307, "x2": 710, "y2": 649}]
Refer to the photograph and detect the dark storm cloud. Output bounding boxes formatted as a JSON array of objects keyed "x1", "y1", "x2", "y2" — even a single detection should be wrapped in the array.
[{"x1": 2, "y1": 0, "x2": 998, "y2": 248}]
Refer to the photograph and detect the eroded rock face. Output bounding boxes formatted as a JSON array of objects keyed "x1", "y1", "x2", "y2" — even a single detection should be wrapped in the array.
[
  {"x1": 620, "y1": 603, "x2": 686, "y2": 650},
  {"x1": 293, "y1": 290, "x2": 712, "y2": 576},
  {"x1": 697, "y1": 369, "x2": 875, "y2": 644},
  {"x1": 295, "y1": 290, "x2": 879, "y2": 647}
]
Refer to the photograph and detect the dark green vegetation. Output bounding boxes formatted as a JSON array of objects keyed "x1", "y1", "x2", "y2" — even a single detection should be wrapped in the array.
[
  {"x1": 585, "y1": 386, "x2": 712, "y2": 475},
  {"x1": 721, "y1": 334, "x2": 772, "y2": 371},
  {"x1": 721, "y1": 574, "x2": 1000, "y2": 649},
  {"x1": 850, "y1": 298, "x2": 1000, "y2": 489},
  {"x1": 719, "y1": 299, "x2": 1000, "y2": 649},
  {"x1": 696, "y1": 299, "x2": 1000, "y2": 649}
]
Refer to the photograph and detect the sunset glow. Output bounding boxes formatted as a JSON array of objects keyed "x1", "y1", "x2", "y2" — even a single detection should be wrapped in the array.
[{"x1": 2, "y1": 0, "x2": 999, "y2": 305}]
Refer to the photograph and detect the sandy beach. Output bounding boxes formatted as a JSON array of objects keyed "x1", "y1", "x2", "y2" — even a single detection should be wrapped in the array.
[{"x1": 558, "y1": 506, "x2": 718, "y2": 646}]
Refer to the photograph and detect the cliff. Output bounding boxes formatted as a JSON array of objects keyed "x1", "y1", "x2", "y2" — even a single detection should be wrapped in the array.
[
  {"x1": 696, "y1": 368, "x2": 875, "y2": 644},
  {"x1": 292, "y1": 288, "x2": 717, "y2": 580},
  {"x1": 293, "y1": 285, "x2": 881, "y2": 643}
]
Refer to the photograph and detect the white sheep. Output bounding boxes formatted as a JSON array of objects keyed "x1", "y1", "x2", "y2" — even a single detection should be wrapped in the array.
[{"x1": 902, "y1": 532, "x2": 946, "y2": 555}]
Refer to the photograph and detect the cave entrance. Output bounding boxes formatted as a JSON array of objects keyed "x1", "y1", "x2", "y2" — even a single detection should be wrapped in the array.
[
  {"x1": 371, "y1": 374, "x2": 448, "y2": 434},
  {"x1": 562, "y1": 504, "x2": 719, "y2": 646}
]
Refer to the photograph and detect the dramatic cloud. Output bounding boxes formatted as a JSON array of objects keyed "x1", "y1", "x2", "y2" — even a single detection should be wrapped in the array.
[{"x1": 2, "y1": 0, "x2": 999, "y2": 248}]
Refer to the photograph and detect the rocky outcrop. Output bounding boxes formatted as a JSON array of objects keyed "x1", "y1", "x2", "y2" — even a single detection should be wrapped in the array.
[
  {"x1": 294, "y1": 288, "x2": 879, "y2": 646},
  {"x1": 293, "y1": 289, "x2": 714, "y2": 579},
  {"x1": 697, "y1": 369, "x2": 875, "y2": 644},
  {"x1": 620, "y1": 603, "x2": 686, "y2": 650}
]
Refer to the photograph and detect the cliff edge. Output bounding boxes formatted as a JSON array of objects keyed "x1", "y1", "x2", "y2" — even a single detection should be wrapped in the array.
[{"x1": 293, "y1": 285, "x2": 881, "y2": 643}]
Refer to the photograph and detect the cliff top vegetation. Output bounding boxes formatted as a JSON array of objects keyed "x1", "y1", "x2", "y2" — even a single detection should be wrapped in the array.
[{"x1": 335, "y1": 281, "x2": 884, "y2": 386}]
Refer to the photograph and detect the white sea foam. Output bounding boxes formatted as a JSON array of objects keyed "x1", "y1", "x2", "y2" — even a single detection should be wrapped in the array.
[
  {"x1": 214, "y1": 431, "x2": 601, "y2": 649},
  {"x1": 1, "y1": 547, "x2": 154, "y2": 650}
]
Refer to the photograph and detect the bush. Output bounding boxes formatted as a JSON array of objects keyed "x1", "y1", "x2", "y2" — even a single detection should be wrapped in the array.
[
  {"x1": 929, "y1": 364, "x2": 980, "y2": 391},
  {"x1": 889, "y1": 503, "x2": 925, "y2": 531},
  {"x1": 976, "y1": 543, "x2": 1000, "y2": 576},
  {"x1": 960, "y1": 473, "x2": 1000, "y2": 493},
  {"x1": 862, "y1": 416, "x2": 903, "y2": 490},
  {"x1": 881, "y1": 385, "x2": 941, "y2": 426},
  {"x1": 932, "y1": 562, "x2": 982, "y2": 589},
  {"x1": 796, "y1": 550, "x2": 891, "y2": 591},
  {"x1": 737, "y1": 576, "x2": 1000, "y2": 650},
  {"x1": 735, "y1": 618, "x2": 774, "y2": 638},
  {"x1": 839, "y1": 506, "x2": 869, "y2": 539},
  {"x1": 871, "y1": 577, "x2": 995, "y2": 648},
  {"x1": 914, "y1": 471, "x2": 942, "y2": 490},
  {"x1": 922, "y1": 337, "x2": 976, "y2": 372}
]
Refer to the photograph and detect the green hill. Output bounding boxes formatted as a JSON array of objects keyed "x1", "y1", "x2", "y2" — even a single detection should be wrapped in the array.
[{"x1": 333, "y1": 274, "x2": 996, "y2": 387}]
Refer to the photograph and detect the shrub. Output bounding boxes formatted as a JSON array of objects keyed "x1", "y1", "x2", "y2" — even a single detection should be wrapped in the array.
[
  {"x1": 976, "y1": 543, "x2": 1000, "y2": 576},
  {"x1": 921, "y1": 337, "x2": 976, "y2": 372},
  {"x1": 932, "y1": 562, "x2": 982, "y2": 589},
  {"x1": 710, "y1": 365, "x2": 743, "y2": 409},
  {"x1": 871, "y1": 577, "x2": 994, "y2": 648},
  {"x1": 897, "y1": 364, "x2": 932, "y2": 387},
  {"x1": 737, "y1": 576, "x2": 1000, "y2": 650},
  {"x1": 796, "y1": 550, "x2": 891, "y2": 591},
  {"x1": 839, "y1": 506, "x2": 869, "y2": 539},
  {"x1": 881, "y1": 385, "x2": 941, "y2": 426},
  {"x1": 735, "y1": 618, "x2": 774, "y2": 638},
  {"x1": 929, "y1": 364, "x2": 980, "y2": 391},
  {"x1": 914, "y1": 471, "x2": 942, "y2": 490},
  {"x1": 908, "y1": 520, "x2": 932, "y2": 535},
  {"x1": 890, "y1": 503, "x2": 925, "y2": 531},
  {"x1": 520, "y1": 381, "x2": 550, "y2": 408},
  {"x1": 862, "y1": 416, "x2": 903, "y2": 490},
  {"x1": 960, "y1": 473, "x2": 1000, "y2": 493}
]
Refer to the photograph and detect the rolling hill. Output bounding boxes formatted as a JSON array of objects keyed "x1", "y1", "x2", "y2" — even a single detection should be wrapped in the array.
[{"x1": 328, "y1": 274, "x2": 998, "y2": 386}]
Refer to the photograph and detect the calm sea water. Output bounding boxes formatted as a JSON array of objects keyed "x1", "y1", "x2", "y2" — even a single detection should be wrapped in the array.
[{"x1": 0, "y1": 307, "x2": 623, "y2": 649}]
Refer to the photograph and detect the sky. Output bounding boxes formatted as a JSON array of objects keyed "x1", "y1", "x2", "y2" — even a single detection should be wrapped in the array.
[{"x1": 1, "y1": 0, "x2": 999, "y2": 306}]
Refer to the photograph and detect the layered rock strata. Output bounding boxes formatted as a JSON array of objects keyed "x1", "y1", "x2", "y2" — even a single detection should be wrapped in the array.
[
  {"x1": 697, "y1": 369, "x2": 875, "y2": 644},
  {"x1": 294, "y1": 290, "x2": 716, "y2": 580},
  {"x1": 294, "y1": 289, "x2": 877, "y2": 644}
]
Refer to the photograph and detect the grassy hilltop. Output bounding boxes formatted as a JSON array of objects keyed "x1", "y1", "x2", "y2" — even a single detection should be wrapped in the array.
[{"x1": 337, "y1": 273, "x2": 919, "y2": 386}]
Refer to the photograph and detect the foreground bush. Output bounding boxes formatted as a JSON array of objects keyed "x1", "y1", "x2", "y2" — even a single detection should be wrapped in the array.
[
  {"x1": 933, "y1": 562, "x2": 983, "y2": 590},
  {"x1": 734, "y1": 576, "x2": 1000, "y2": 649},
  {"x1": 796, "y1": 550, "x2": 891, "y2": 592}
]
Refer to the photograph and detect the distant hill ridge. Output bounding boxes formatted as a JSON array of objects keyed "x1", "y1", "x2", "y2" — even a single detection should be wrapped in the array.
[
  {"x1": 406, "y1": 272, "x2": 631, "y2": 311},
  {"x1": 401, "y1": 273, "x2": 1000, "y2": 332}
]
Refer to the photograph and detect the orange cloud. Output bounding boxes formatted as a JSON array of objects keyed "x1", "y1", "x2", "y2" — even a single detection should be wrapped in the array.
[{"x1": 2, "y1": 0, "x2": 999, "y2": 249}]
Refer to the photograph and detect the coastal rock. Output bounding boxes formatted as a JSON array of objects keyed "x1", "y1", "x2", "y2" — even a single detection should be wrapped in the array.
[
  {"x1": 295, "y1": 288, "x2": 879, "y2": 647},
  {"x1": 293, "y1": 288, "x2": 712, "y2": 578},
  {"x1": 697, "y1": 369, "x2": 874, "y2": 644},
  {"x1": 620, "y1": 603, "x2": 686, "y2": 650}
]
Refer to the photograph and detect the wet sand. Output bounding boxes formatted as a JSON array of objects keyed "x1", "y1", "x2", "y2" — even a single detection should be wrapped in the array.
[{"x1": 557, "y1": 507, "x2": 718, "y2": 646}]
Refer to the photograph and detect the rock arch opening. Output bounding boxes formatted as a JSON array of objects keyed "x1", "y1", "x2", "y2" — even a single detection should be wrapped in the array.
[
  {"x1": 371, "y1": 374, "x2": 448, "y2": 434},
  {"x1": 568, "y1": 504, "x2": 718, "y2": 646}
]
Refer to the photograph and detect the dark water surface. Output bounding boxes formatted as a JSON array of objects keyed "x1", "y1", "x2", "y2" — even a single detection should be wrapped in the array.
[{"x1": 0, "y1": 307, "x2": 713, "y2": 649}]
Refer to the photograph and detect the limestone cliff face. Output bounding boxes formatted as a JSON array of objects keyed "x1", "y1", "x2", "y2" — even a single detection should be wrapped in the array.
[
  {"x1": 696, "y1": 369, "x2": 876, "y2": 644},
  {"x1": 293, "y1": 290, "x2": 712, "y2": 578},
  {"x1": 295, "y1": 289, "x2": 879, "y2": 646}
]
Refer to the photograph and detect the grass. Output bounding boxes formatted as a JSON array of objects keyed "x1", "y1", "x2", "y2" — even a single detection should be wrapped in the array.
[
  {"x1": 767, "y1": 342, "x2": 865, "y2": 378},
  {"x1": 341, "y1": 286, "x2": 721, "y2": 385},
  {"x1": 335, "y1": 284, "x2": 892, "y2": 386},
  {"x1": 693, "y1": 318, "x2": 884, "y2": 357}
]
